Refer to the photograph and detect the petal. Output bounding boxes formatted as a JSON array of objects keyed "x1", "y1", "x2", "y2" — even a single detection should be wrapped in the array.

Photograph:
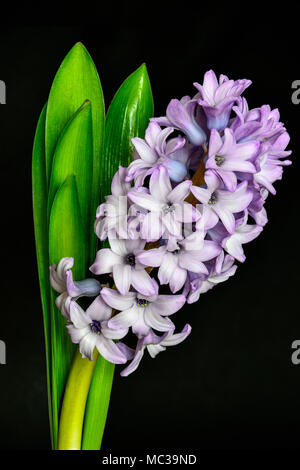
[
  {"x1": 208, "y1": 128, "x2": 223, "y2": 156},
  {"x1": 223, "y1": 236, "x2": 246, "y2": 262},
  {"x1": 66, "y1": 324, "x2": 90, "y2": 344},
  {"x1": 140, "y1": 211, "x2": 164, "y2": 241},
  {"x1": 86, "y1": 295, "x2": 112, "y2": 322},
  {"x1": 101, "y1": 287, "x2": 135, "y2": 311},
  {"x1": 66, "y1": 271, "x2": 101, "y2": 299},
  {"x1": 145, "y1": 121, "x2": 162, "y2": 147},
  {"x1": 113, "y1": 264, "x2": 132, "y2": 295},
  {"x1": 149, "y1": 165, "x2": 172, "y2": 202},
  {"x1": 49, "y1": 264, "x2": 65, "y2": 293},
  {"x1": 216, "y1": 169, "x2": 237, "y2": 192},
  {"x1": 169, "y1": 266, "x2": 187, "y2": 293},
  {"x1": 100, "y1": 320, "x2": 128, "y2": 340},
  {"x1": 89, "y1": 249, "x2": 122, "y2": 275},
  {"x1": 132, "y1": 312, "x2": 151, "y2": 337},
  {"x1": 109, "y1": 238, "x2": 129, "y2": 256},
  {"x1": 196, "y1": 240, "x2": 222, "y2": 261},
  {"x1": 204, "y1": 169, "x2": 222, "y2": 193},
  {"x1": 137, "y1": 246, "x2": 166, "y2": 267},
  {"x1": 116, "y1": 342, "x2": 135, "y2": 360},
  {"x1": 69, "y1": 301, "x2": 90, "y2": 328},
  {"x1": 131, "y1": 269, "x2": 158, "y2": 296},
  {"x1": 56, "y1": 257, "x2": 74, "y2": 279},
  {"x1": 131, "y1": 137, "x2": 158, "y2": 163},
  {"x1": 108, "y1": 305, "x2": 139, "y2": 330},
  {"x1": 79, "y1": 333, "x2": 98, "y2": 361},
  {"x1": 213, "y1": 206, "x2": 236, "y2": 234},
  {"x1": 163, "y1": 212, "x2": 182, "y2": 238},
  {"x1": 168, "y1": 180, "x2": 192, "y2": 203},
  {"x1": 178, "y1": 253, "x2": 208, "y2": 274},
  {"x1": 218, "y1": 183, "x2": 253, "y2": 212},
  {"x1": 111, "y1": 166, "x2": 131, "y2": 197},
  {"x1": 175, "y1": 202, "x2": 200, "y2": 223},
  {"x1": 96, "y1": 336, "x2": 127, "y2": 364},
  {"x1": 150, "y1": 294, "x2": 186, "y2": 316},
  {"x1": 56, "y1": 292, "x2": 71, "y2": 319},
  {"x1": 128, "y1": 189, "x2": 162, "y2": 212},
  {"x1": 160, "y1": 324, "x2": 192, "y2": 346},
  {"x1": 190, "y1": 185, "x2": 211, "y2": 205},
  {"x1": 120, "y1": 348, "x2": 145, "y2": 377},
  {"x1": 158, "y1": 252, "x2": 178, "y2": 284},
  {"x1": 145, "y1": 307, "x2": 175, "y2": 331}
]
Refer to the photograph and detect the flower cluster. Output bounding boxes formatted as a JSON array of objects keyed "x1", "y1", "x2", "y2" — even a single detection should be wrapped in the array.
[{"x1": 50, "y1": 70, "x2": 291, "y2": 376}]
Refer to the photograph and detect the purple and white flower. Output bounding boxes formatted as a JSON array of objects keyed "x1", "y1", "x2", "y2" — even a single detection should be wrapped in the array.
[
  {"x1": 152, "y1": 97, "x2": 207, "y2": 146},
  {"x1": 205, "y1": 128, "x2": 259, "y2": 192},
  {"x1": 185, "y1": 252, "x2": 237, "y2": 304},
  {"x1": 94, "y1": 166, "x2": 131, "y2": 241},
  {"x1": 50, "y1": 257, "x2": 101, "y2": 319},
  {"x1": 120, "y1": 324, "x2": 192, "y2": 377},
  {"x1": 126, "y1": 122, "x2": 187, "y2": 185},
  {"x1": 194, "y1": 70, "x2": 251, "y2": 131},
  {"x1": 191, "y1": 170, "x2": 253, "y2": 234},
  {"x1": 67, "y1": 296, "x2": 128, "y2": 364},
  {"x1": 138, "y1": 238, "x2": 221, "y2": 293},
  {"x1": 90, "y1": 238, "x2": 156, "y2": 297},
  {"x1": 50, "y1": 69, "x2": 291, "y2": 376},
  {"x1": 128, "y1": 165, "x2": 199, "y2": 241},
  {"x1": 101, "y1": 286, "x2": 186, "y2": 337}
]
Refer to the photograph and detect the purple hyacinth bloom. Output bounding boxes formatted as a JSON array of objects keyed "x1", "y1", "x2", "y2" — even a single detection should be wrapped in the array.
[
  {"x1": 90, "y1": 238, "x2": 156, "y2": 297},
  {"x1": 138, "y1": 238, "x2": 221, "y2": 293},
  {"x1": 50, "y1": 70, "x2": 292, "y2": 376},
  {"x1": 152, "y1": 96, "x2": 207, "y2": 146},
  {"x1": 126, "y1": 122, "x2": 187, "y2": 185},
  {"x1": 252, "y1": 133, "x2": 292, "y2": 194},
  {"x1": 221, "y1": 214, "x2": 263, "y2": 262},
  {"x1": 101, "y1": 286, "x2": 186, "y2": 337},
  {"x1": 50, "y1": 257, "x2": 101, "y2": 319},
  {"x1": 128, "y1": 165, "x2": 199, "y2": 241},
  {"x1": 94, "y1": 166, "x2": 131, "y2": 241},
  {"x1": 191, "y1": 170, "x2": 253, "y2": 234},
  {"x1": 230, "y1": 97, "x2": 287, "y2": 143},
  {"x1": 185, "y1": 252, "x2": 237, "y2": 304},
  {"x1": 67, "y1": 296, "x2": 128, "y2": 364},
  {"x1": 119, "y1": 324, "x2": 192, "y2": 377},
  {"x1": 247, "y1": 187, "x2": 268, "y2": 226},
  {"x1": 205, "y1": 128, "x2": 259, "y2": 192},
  {"x1": 193, "y1": 70, "x2": 251, "y2": 131}
]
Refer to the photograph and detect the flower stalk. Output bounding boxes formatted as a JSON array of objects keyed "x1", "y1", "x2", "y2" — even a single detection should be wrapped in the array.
[{"x1": 58, "y1": 349, "x2": 99, "y2": 450}]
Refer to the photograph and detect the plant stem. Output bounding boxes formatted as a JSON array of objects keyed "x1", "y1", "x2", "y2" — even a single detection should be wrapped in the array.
[{"x1": 58, "y1": 349, "x2": 98, "y2": 450}]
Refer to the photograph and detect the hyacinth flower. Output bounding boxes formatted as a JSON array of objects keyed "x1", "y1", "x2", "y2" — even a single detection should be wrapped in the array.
[
  {"x1": 67, "y1": 297, "x2": 128, "y2": 363},
  {"x1": 193, "y1": 70, "x2": 251, "y2": 130},
  {"x1": 153, "y1": 97, "x2": 207, "y2": 146},
  {"x1": 126, "y1": 121, "x2": 188, "y2": 184},
  {"x1": 33, "y1": 46, "x2": 291, "y2": 451},
  {"x1": 49, "y1": 257, "x2": 101, "y2": 319}
]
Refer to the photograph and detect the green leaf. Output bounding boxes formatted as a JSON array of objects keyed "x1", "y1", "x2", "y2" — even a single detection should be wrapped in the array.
[
  {"x1": 45, "y1": 42, "x2": 105, "y2": 261},
  {"x1": 82, "y1": 63, "x2": 154, "y2": 450},
  {"x1": 48, "y1": 100, "x2": 93, "y2": 247},
  {"x1": 32, "y1": 102, "x2": 54, "y2": 446},
  {"x1": 49, "y1": 175, "x2": 88, "y2": 449},
  {"x1": 82, "y1": 357, "x2": 114, "y2": 450},
  {"x1": 101, "y1": 63, "x2": 154, "y2": 203}
]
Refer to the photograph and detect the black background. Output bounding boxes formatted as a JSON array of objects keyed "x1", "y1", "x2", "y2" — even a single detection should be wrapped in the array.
[{"x1": 0, "y1": 5, "x2": 299, "y2": 453}]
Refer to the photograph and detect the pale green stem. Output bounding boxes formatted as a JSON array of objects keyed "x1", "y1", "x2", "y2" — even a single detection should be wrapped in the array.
[{"x1": 58, "y1": 349, "x2": 98, "y2": 450}]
